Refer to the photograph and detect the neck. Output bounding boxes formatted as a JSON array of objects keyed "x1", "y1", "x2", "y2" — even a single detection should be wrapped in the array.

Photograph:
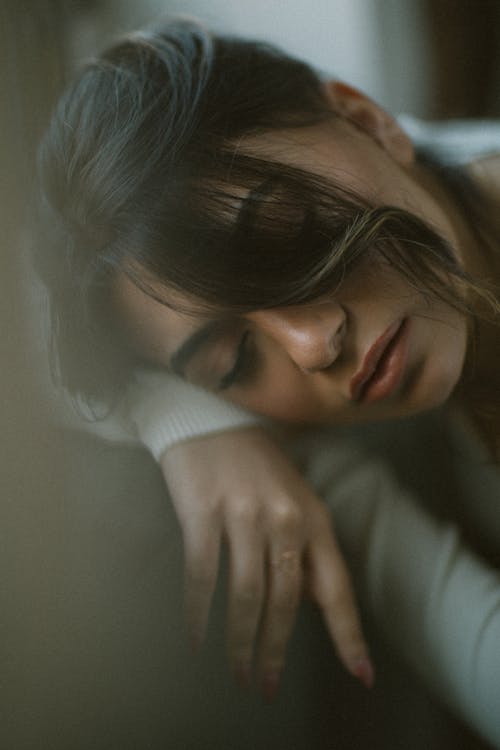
[
  {"x1": 425, "y1": 153, "x2": 500, "y2": 457},
  {"x1": 413, "y1": 157, "x2": 496, "y2": 281}
]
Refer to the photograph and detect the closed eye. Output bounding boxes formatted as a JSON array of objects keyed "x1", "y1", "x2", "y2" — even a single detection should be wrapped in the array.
[{"x1": 217, "y1": 331, "x2": 254, "y2": 391}]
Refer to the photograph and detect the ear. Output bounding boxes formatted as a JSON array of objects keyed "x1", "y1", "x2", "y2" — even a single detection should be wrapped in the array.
[{"x1": 323, "y1": 80, "x2": 415, "y2": 166}]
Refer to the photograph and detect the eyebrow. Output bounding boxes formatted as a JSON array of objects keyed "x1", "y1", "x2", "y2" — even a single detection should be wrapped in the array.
[{"x1": 170, "y1": 320, "x2": 222, "y2": 377}]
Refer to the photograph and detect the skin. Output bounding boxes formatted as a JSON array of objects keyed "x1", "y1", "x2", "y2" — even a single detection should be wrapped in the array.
[{"x1": 113, "y1": 83, "x2": 498, "y2": 697}]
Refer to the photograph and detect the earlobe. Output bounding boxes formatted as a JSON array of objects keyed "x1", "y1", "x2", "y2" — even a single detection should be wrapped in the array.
[{"x1": 323, "y1": 80, "x2": 415, "y2": 166}]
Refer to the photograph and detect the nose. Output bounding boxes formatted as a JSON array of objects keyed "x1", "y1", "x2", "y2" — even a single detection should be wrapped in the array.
[{"x1": 249, "y1": 302, "x2": 347, "y2": 372}]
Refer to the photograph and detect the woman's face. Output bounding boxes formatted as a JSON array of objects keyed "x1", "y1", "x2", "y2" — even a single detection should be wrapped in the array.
[{"x1": 114, "y1": 88, "x2": 469, "y2": 426}]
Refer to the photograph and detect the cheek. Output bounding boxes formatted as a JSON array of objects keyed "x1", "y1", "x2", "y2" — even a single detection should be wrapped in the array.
[
  {"x1": 228, "y1": 366, "x2": 324, "y2": 422},
  {"x1": 429, "y1": 334, "x2": 467, "y2": 402},
  {"x1": 407, "y1": 313, "x2": 467, "y2": 410}
]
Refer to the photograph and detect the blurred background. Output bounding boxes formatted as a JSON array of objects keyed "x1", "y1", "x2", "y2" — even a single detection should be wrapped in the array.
[
  {"x1": 2, "y1": 1, "x2": 500, "y2": 749},
  {"x1": 71, "y1": 0, "x2": 500, "y2": 118}
]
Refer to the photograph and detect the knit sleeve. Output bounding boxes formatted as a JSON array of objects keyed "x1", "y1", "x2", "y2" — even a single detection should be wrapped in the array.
[
  {"x1": 294, "y1": 433, "x2": 500, "y2": 748},
  {"x1": 126, "y1": 368, "x2": 261, "y2": 461}
]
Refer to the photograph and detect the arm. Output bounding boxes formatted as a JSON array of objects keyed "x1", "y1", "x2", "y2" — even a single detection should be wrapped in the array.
[{"x1": 295, "y1": 431, "x2": 500, "y2": 747}]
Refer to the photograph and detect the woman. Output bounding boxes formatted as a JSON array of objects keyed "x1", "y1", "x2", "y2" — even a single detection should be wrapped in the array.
[{"x1": 37, "y1": 19, "x2": 500, "y2": 744}]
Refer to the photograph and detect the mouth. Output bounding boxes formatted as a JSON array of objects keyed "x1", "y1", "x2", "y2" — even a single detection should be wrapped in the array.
[{"x1": 350, "y1": 318, "x2": 410, "y2": 404}]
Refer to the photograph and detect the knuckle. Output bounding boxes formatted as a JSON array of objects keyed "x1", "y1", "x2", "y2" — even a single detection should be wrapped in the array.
[
  {"x1": 270, "y1": 549, "x2": 302, "y2": 577},
  {"x1": 270, "y1": 501, "x2": 302, "y2": 532},
  {"x1": 203, "y1": 496, "x2": 224, "y2": 522},
  {"x1": 232, "y1": 498, "x2": 261, "y2": 528}
]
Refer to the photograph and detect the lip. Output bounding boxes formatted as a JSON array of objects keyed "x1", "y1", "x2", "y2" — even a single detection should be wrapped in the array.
[{"x1": 350, "y1": 318, "x2": 410, "y2": 404}]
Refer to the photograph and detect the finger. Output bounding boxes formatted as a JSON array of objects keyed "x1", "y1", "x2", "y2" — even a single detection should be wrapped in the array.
[
  {"x1": 225, "y1": 510, "x2": 266, "y2": 688},
  {"x1": 182, "y1": 518, "x2": 222, "y2": 651},
  {"x1": 256, "y1": 544, "x2": 303, "y2": 700},
  {"x1": 308, "y1": 531, "x2": 374, "y2": 689}
]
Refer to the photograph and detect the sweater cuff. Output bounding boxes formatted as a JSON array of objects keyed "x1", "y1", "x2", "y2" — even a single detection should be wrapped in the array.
[{"x1": 127, "y1": 369, "x2": 261, "y2": 461}]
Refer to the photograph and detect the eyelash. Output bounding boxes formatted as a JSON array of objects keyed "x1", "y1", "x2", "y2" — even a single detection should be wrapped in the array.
[{"x1": 217, "y1": 330, "x2": 253, "y2": 391}]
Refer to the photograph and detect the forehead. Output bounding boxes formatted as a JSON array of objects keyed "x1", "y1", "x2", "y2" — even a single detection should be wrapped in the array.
[
  {"x1": 239, "y1": 119, "x2": 385, "y2": 196},
  {"x1": 113, "y1": 273, "x2": 204, "y2": 367}
]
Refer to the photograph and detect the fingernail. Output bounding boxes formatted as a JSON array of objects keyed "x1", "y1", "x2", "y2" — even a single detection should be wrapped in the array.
[
  {"x1": 352, "y1": 657, "x2": 375, "y2": 689},
  {"x1": 233, "y1": 661, "x2": 252, "y2": 690},
  {"x1": 261, "y1": 671, "x2": 280, "y2": 703}
]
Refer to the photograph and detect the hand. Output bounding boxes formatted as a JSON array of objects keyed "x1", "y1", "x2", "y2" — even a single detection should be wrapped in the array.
[{"x1": 160, "y1": 426, "x2": 373, "y2": 698}]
